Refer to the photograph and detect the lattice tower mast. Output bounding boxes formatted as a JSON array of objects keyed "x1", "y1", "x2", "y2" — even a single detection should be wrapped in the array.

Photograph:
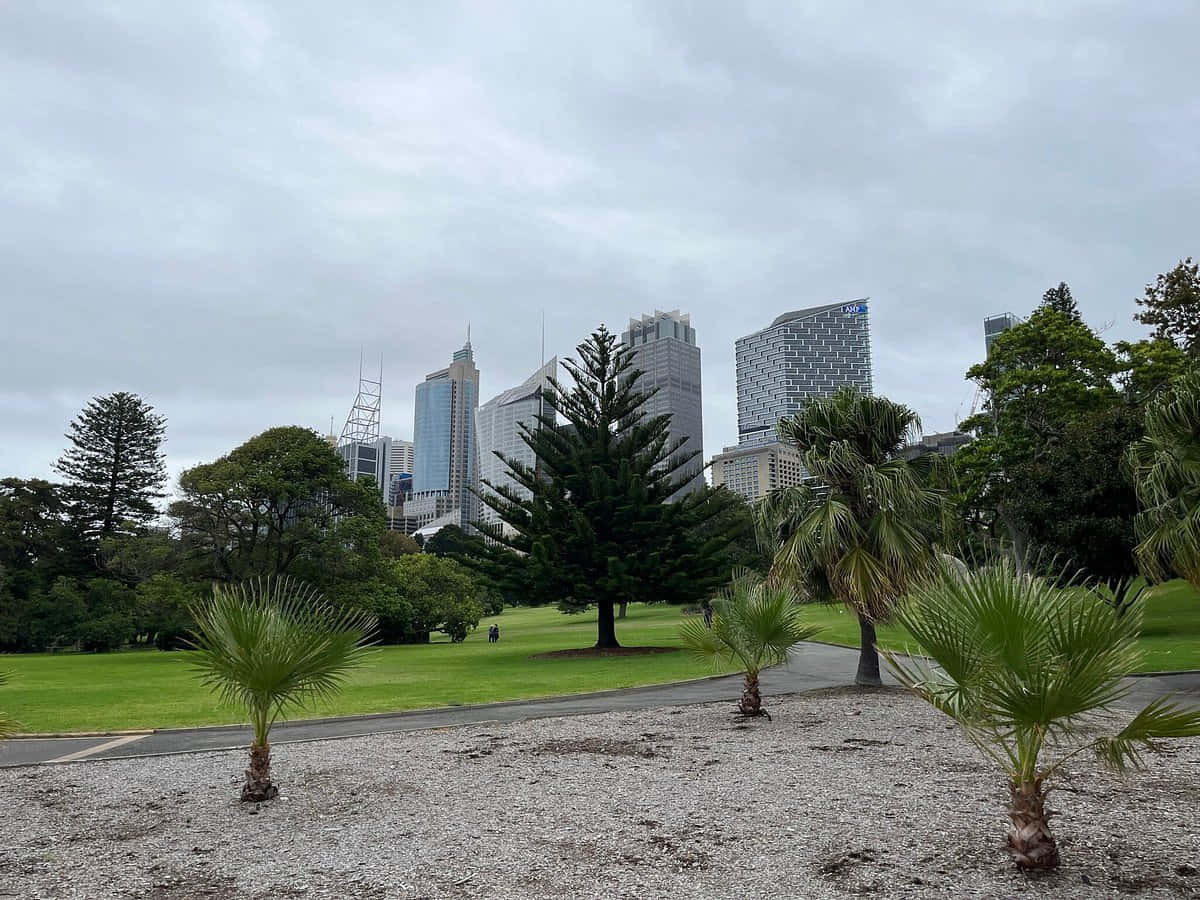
[{"x1": 339, "y1": 350, "x2": 382, "y2": 446}]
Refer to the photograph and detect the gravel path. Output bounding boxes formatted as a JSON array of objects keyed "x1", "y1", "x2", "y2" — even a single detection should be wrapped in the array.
[{"x1": 3, "y1": 687, "x2": 1198, "y2": 899}]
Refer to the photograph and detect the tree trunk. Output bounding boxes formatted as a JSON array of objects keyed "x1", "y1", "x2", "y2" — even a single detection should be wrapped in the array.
[
  {"x1": 595, "y1": 600, "x2": 621, "y2": 649},
  {"x1": 855, "y1": 613, "x2": 882, "y2": 686},
  {"x1": 241, "y1": 743, "x2": 279, "y2": 803},
  {"x1": 1007, "y1": 778, "x2": 1059, "y2": 869},
  {"x1": 617, "y1": 600, "x2": 628, "y2": 619},
  {"x1": 739, "y1": 672, "x2": 763, "y2": 716}
]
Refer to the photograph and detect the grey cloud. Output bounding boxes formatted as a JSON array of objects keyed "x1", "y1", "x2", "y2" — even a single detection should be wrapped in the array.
[{"x1": 2, "y1": 0, "x2": 1196, "y2": 485}]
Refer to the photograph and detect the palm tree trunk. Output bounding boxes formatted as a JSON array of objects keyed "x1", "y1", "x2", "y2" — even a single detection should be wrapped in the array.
[
  {"x1": 855, "y1": 613, "x2": 882, "y2": 686},
  {"x1": 242, "y1": 743, "x2": 279, "y2": 802},
  {"x1": 1007, "y1": 779, "x2": 1059, "y2": 870},
  {"x1": 739, "y1": 672, "x2": 763, "y2": 716}
]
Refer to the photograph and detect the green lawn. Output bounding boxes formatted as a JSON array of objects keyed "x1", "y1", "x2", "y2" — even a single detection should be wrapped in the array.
[
  {"x1": 799, "y1": 579, "x2": 1200, "y2": 674},
  {"x1": 2, "y1": 581, "x2": 1196, "y2": 734},
  {"x1": 0, "y1": 604, "x2": 737, "y2": 734}
]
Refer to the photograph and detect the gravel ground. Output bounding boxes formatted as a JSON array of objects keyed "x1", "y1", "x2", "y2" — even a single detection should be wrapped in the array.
[{"x1": 3, "y1": 686, "x2": 1199, "y2": 899}]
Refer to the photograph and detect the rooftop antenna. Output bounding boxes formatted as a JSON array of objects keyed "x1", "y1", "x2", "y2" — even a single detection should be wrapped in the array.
[
  {"x1": 540, "y1": 308, "x2": 545, "y2": 369},
  {"x1": 339, "y1": 348, "x2": 382, "y2": 446}
]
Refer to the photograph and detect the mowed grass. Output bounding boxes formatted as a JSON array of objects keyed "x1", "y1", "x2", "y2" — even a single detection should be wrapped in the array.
[
  {"x1": 2, "y1": 581, "x2": 1196, "y2": 734},
  {"x1": 0, "y1": 604, "x2": 738, "y2": 734},
  {"x1": 800, "y1": 579, "x2": 1200, "y2": 673}
]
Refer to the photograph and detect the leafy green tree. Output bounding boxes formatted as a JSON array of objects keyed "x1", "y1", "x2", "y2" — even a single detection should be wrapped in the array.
[
  {"x1": 1003, "y1": 405, "x2": 1143, "y2": 579},
  {"x1": 380, "y1": 530, "x2": 421, "y2": 558},
  {"x1": 422, "y1": 525, "x2": 478, "y2": 559},
  {"x1": 757, "y1": 387, "x2": 949, "y2": 685},
  {"x1": 75, "y1": 578, "x2": 136, "y2": 652},
  {"x1": 188, "y1": 576, "x2": 376, "y2": 801},
  {"x1": 55, "y1": 392, "x2": 167, "y2": 539},
  {"x1": 136, "y1": 573, "x2": 203, "y2": 650},
  {"x1": 1135, "y1": 257, "x2": 1200, "y2": 356},
  {"x1": 679, "y1": 571, "x2": 819, "y2": 719},
  {"x1": 886, "y1": 565, "x2": 1200, "y2": 870},
  {"x1": 171, "y1": 426, "x2": 383, "y2": 581},
  {"x1": 959, "y1": 298, "x2": 1122, "y2": 565},
  {"x1": 0, "y1": 478, "x2": 88, "y2": 583},
  {"x1": 98, "y1": 530, "x2": 180, "y2": 586},
  {"x1": 1116, "y1": 338, "x2": 1193, "y2": 405},
  {"x1": 469, "y1": 326, "x2": 742, "y2": 649},
  {"x1": 1126, "y1": 370, "x2": 1200, "y2": 587},
  {"x1": 18, "y1": 577, "x2": 88, "y2": 651}
]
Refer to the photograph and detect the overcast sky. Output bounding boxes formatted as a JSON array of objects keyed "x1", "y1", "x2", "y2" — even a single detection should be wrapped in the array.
[{"x1": 3, "y1": 1, "x2": 1196, "y2": 489}]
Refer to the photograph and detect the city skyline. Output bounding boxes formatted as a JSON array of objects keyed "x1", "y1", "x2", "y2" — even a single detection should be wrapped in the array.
[{"x1": 3, "y1": 3, "x2": 1193, "y2": 487}]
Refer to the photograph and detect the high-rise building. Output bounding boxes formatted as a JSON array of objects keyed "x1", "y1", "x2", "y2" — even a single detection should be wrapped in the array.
[
  {"x1": 710, "y1": 441, "x2": 808, "y2": 502},
  {"x1": 390, "y1": 439, "x2": 415, "y2": 477},
  {"x1": 339, "y1": 435, "x2": 392, "y2": 495},
  {"x1": 735, "y1": 300, "x2": 872, "y2": 447},
  {"x1": 621, "y1": 310, "x2": 704, "y2": 496},
  {"x1": 406, "y1": 337, "x2": 480, "y2": 529},
  {"x1": 476, "y1": 358, "x2": 557, "y2": 527},
  {"x1": 984, "y1": 313, "x2": 1020, "y2": 355}
]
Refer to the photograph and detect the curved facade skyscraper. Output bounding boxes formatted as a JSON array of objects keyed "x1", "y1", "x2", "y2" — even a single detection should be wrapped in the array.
[{"x1": 734, "y1": 300, "x2": 872, "y2": 447}]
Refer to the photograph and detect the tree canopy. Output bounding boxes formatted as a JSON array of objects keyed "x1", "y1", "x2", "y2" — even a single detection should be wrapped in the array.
[
  {"x1": 54, "y1": 392, "x2": 167, "y2": 539},
  {"x1": 468, "y1": 325, "x2": 743, "y2": 648}
]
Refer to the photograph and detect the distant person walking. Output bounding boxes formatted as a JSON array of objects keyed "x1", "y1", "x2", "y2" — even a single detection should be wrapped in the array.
[{"x1": 488, "y1": 624, "x2": 500, "y2": 643}]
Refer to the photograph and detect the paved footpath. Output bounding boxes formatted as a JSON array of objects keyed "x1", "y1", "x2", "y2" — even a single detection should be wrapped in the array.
[{"x1": 3, "y1": 642, "x2": 1197, "y2": 768}]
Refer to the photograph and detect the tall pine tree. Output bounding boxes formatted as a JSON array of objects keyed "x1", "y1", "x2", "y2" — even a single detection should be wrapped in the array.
[
  {"x1": 470, "y1": 326, "x2": 742, "y2": 649},
  {"x1": 55, "y1": 392, "x2": 167, "y2": 539}
]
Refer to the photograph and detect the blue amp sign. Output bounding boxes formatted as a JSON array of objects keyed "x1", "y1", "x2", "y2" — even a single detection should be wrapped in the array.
[{"x1": 842, "y1": 303, "x2": 868, "y2": 314}]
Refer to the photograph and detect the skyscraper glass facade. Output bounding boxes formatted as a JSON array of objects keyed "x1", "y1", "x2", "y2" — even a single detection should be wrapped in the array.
[
  {"x1": 407, "y1": 340, "x2": 480, "y2": 529},
  {"x1": 621, "y1": 310, "x2": 704, "y2": 496},
  {"x1": 476, "y1": 358, "x2": 556, "y2": 526},
  {"x1": 413, "y1": 378, "x2": 452, "y2": 493},
  {"x1": 735, "y1": 301, "x2": 872, "y2": 447}
]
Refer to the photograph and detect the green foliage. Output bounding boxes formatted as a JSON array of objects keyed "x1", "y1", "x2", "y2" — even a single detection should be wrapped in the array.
[
  {"x1": 758, "y1": 388, "x2": 945, "y2": 619},
  {"x1": 335, "y1": 553, "x2": 482, "y2": 644},
  {"x1": 74, "y1": 578, "x2": 136, "y2": 651},
  {"x1": 136, "y1": 573, "x2": 203, "y2": 650},
  {"x1": 171, "y1": 426, "x2": 384, "y2": 581},
  {"x1": 1002, "y1": 404, "x2": 1143, "y2": 579},
  {"x1": 886, "y1": 564, "x2": 1200, "y2": 782},
  {"x1": 1116, "y1": 338, "x2": 1193, "y2": 405},
  {"x1": 469, "y1": 325, "x2": 743, "y2": 649},
  {"x1": 187, "y1": 576, "x2": 377, "y2": 746},
  {"x1": 422, "y1": 525, "x2": 477, "y2": 559},
  {"x1": 1135, "y1": 257, "x2": 1200, "y2": 356},
  {"x1": 380, "y1": 530, "x2": 421, "y2": 558},
  {"x1": 958, "y1": 293, "x2": 1125, "y2": 570},
  {"x1": 756, "y1": 387, "x2": 949, "y2": 682},
  {"x1": 679, "y1": 571, "x2": 820, "y2": 678},
  {"x1": 54, "y1": 392, "x2": 167, "y2": 539},
  {"x1": 1126, "y1": 370, "x2": 1200, "y2": 587}
]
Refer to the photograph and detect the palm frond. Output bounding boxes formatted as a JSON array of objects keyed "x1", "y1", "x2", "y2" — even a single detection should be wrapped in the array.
[
  {"x1": 187, "y1": 576, "x2": 378, "y2": 744},
  {"x1": 1093, "y1": 696, "x2": 1200, "y2": 773}
]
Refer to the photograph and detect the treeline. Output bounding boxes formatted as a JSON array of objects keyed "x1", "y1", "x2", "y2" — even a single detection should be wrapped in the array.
[
  {"x1": 0, "y1": 410, "x2": 500, "y2": 652},
  {"x1": 950, "y1": 258, "x2": 1198, "y2": 577}
]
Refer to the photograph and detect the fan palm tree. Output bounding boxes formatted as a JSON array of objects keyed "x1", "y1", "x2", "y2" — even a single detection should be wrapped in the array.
[
  {"x1": 757, "y1": 387, "x2": 949, "y2": 685},
  {"x1": 188, "y1": 576, "x2": 377, "y2": 802},
  {"x1": 0, "y1": 672, "x2": 18, "y2": 739},
  {"x1": 679, "y1": 571, "x2": 821, "y2": 719},
  {"x1": 1126, "y1": 369, "x2": 1200, "y2": 588},
  {"x1": 885, "y1": 563, "x2": 1200, "y2": 870}
]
